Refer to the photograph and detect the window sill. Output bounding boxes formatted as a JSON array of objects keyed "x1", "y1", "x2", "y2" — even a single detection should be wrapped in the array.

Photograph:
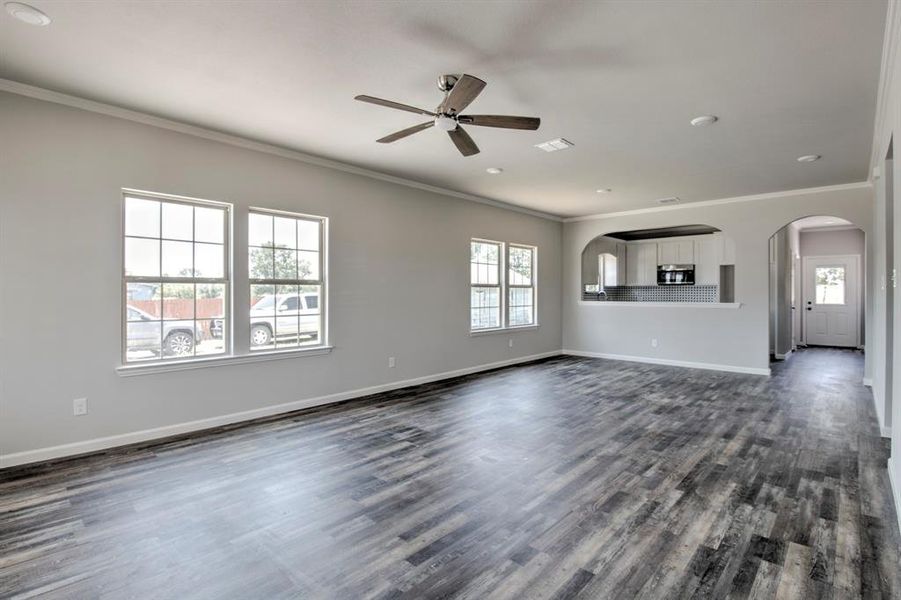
[
  {"x1": 117, "y1": 346, "x2": 333, "y2": 377},
  {"x1": 578, "y1": 301, "x2": 742, "y2": 309},
  {"x1": 470, "y1": 325, "x2": 540, "y2": 337}
]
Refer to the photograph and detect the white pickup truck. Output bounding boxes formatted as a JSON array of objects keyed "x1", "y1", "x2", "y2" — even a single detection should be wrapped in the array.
[{"x1": 209, "y1": 293, "x2": 320, "y2": 346}]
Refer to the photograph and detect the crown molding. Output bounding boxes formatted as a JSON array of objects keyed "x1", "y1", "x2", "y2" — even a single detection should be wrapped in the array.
[
  {"x1": 563, "y1": 181, "x2": 872, "y2": 223},
  {"x1": 869, "y1": 0, "x2": 900, "y2": 175},
  {"x1": 0, "y1": 78, "x2": 563, "y2": 223}
]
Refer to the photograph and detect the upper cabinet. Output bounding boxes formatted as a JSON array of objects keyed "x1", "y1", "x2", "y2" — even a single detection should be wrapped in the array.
[
  {"x1": 695, "y1": 237, "x2": 718, "y2": 285},
  {"x1": 713, "y1": 232, "x2": 736, "y2": 265},
  {"x1": 626, "y1": 243, "x2": 657, "y2": 285},
  {"x1": 616, "y1": 243, "x2": 628, "y2": 285},
  {"x1": 657, "y1": 239, "x2": 695, "y2": 265}
]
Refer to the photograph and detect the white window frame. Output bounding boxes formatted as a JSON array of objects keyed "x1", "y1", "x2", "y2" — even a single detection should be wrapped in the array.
[
  {"x1": 470, "y1": 238, "x2": 539, "y2": 333},
  {"x1": 470, "y1": 238, "x2": 505, "y2": 332},
  {"x1": 248, "y1": 207, "x2": 328, "y2": 352},
  {"x1": 506, "y1": 243, "x2": 537, "y2": 328},
  {"x1": 121, "y1": 189, "x2": 232, "y2": 365}
]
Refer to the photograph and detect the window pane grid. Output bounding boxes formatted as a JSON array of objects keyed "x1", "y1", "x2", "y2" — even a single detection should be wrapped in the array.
[
  {"x1": 249, "y1": 210, "x2": 325, "y2": 352},
  {"x1": 470, "y1": 240, "x2": 503, "y2": 330},
  {"x1": 507, "y1": 244, "x2": 535, "y2": 327},
  {"x1": 124, "y1": 194, "x2": 229, "y2": 364}
]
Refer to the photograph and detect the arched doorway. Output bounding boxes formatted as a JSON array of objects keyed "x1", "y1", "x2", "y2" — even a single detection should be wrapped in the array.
[{"x1": 768, "y1": 216, "x2": 865, "y2": 361}]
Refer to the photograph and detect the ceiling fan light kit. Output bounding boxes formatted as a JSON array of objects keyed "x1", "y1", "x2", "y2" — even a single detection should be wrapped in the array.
[{"x1": 355, "y1": 74, "x2": 541, "y2": 157}]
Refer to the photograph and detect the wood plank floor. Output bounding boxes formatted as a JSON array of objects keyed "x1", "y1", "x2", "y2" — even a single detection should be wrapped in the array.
[{"x1": 1, "y1": 348, "x2": 900, "y2": 599}]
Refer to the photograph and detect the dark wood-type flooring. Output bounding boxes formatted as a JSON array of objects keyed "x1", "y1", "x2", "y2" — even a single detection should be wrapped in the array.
[{"x1": 2, "y1": 348, "x2": 900, "y2": 598}]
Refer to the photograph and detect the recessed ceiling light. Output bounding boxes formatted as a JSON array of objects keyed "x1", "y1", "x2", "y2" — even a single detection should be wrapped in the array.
[
  {"x1": 690, "y1": 115, "x2": 718, "y2": 127},
  {"x1": 485, "y1": 167, "x2": 503, "y2": 174},
  {"x1": 5, "y1": 2, "x2": 50, "y2": 26},
  {"x1": 596, "y1": 188, "x2": 612, "y2": 194},
  {"x1": 534, "y1": 138, "x2": 574, "y2": 152},
  {"x1": 797, "y1": 154, "x2": 821, "y2": 162}
]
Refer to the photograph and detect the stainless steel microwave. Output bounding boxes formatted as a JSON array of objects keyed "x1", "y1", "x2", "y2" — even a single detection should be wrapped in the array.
[{"x1": 657, "y1": 264, "x2": 695, "y2": 285}]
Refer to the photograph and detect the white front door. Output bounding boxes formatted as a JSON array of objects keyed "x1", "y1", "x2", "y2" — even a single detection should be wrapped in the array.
[{"x1": 803, "y1": 255, "x2": 860, "y2": 347}]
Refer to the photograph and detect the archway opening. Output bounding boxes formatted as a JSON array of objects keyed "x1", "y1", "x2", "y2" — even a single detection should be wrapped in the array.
[
  {"x1": 580, "y1": 225, "x2": 734, "y2": 303},
  {"x1": 768, "y1": 216, "x2": 865, "y2": 363}
]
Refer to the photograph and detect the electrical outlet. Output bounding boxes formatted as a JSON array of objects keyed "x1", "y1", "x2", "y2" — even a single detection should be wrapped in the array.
[
  {"x1": 508, "y1": 339, "x2": 514, "y2": 348},
  {"x1": 651, "y1": 338, "x2": 659, "y2": 348},
  {"x1": 388, "y1": 356, "x2": 396, "y2": 368},
  {"x1": 73, "y1": 398, "x2": 88, "y2": 416}
]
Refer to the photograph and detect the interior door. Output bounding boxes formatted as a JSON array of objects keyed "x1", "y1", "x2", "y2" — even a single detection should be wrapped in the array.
[{"x1": 803, "y1": 255, "x2": 859, "y2": 347}]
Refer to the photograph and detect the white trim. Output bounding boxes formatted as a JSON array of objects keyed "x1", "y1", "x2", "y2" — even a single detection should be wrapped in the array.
[
  {"x1": 888, "y1": 457, "x2": 901, "y2": 537},
  {"x1": 562, "y1": 349, "x2": 771, "y2": 376},
  {"x1": 0, "y1": 78, "x2": 562, "y2": 223},
  {"x1": 117, "y1": 346, "x2": 334, "y2": 377},
  {"x1": 869, "y1": 0, "x2": 900, "y2": 176},
  {"x1": 863, "y1": 377, "x2": 874, "y2": 387},
  {"x1": 881, "y1": 426, "x2": 892, "y2": 438},
  {"x1": 578, "y1": 301, "x2": 742, "y2": 309},
  {"x1": 564, "y1": 182, "x2": 872, "y2": 223},
  {"x1": 774, "y1": 349, "x2": 793, "y2": 360},
  {"x1": 470, "y1": 325, "x2": 540, "y2": 337},
  {"x1": 1, "y1": 350, "x2": 562, "y2": 468}
]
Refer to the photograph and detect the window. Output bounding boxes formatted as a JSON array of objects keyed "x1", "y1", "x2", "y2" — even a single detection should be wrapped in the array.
[
  {"x1": 508, "y1": 244, "x2": 536, "y2": 326},
  {"x1": 815, "y1": 266, "x2": 846, "y2": 304},
  {"x1": 599, "y1": 253, "x2": 617, "y2": 288},
  {"x1": 470, "y1": 240, "x2": 502, "y2": 330},
  {"x1": 470, "y1": 239, "x2": 537, "y2": 331},
  {"x1": 249, "y1": 209, "x2": 325, "y2": 351},
  {"x1": 123, "y1": 193, "x2": 229, "y2": 363}
]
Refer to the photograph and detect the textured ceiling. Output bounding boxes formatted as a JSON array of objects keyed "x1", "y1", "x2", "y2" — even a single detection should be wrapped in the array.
[{"x1": 0, "y1": 0, "x2": 887, "y2": 217}]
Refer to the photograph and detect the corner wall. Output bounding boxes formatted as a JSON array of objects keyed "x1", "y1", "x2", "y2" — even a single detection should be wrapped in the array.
[
  {"x1": 868, "y1": 0, "x2": 901, "y2": 531},
  {"x1": 0, "y1": 91, "x2": 564, "y2": 465},
  {"x1": 562, "y1": 185, "x2": 874, "y2": 374}
]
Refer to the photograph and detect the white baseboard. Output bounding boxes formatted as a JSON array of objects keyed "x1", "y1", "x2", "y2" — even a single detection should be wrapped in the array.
[
  {"x1": 0, "y1": 350, "x2": 562, "y2": 469},
  {"x1": 888, "y1": 458, "x2": 901, "y2": 537},
  {"x1": 561, "y1": 349, "x2": 771, "y2": 376},
  {"x1": 863, "y1": 377, "x2": 874, "y2": 387},
  {"x1": 882, "y1": 426, "x2": 892, "y2": 438},
  {"x1": 774, "y1": 349, "x2": 793, "y2": 360}
]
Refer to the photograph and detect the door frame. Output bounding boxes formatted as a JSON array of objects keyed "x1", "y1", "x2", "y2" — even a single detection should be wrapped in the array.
[{"x1": 802, "y1": 253, "x2": 862, "y2": 348}]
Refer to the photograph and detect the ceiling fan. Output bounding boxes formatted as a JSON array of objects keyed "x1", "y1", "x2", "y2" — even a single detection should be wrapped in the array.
[{"x1": 354, "y1": 74, "x2": 540, "y2": 157}]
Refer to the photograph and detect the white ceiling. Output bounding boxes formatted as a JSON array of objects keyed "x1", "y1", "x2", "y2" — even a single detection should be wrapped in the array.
[{"x1": 0, "y1": 1, "x2": 887, "y2": 217}]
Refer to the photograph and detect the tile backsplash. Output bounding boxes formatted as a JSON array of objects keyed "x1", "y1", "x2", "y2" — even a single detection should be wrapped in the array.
[{"x1": 583, "y1": 285, "x2": 719, "y2": 303}]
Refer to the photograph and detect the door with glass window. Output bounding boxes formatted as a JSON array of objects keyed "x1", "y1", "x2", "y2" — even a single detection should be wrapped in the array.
[{"x1": 803, "y1": 255, "x2": 860, "y2": 347}]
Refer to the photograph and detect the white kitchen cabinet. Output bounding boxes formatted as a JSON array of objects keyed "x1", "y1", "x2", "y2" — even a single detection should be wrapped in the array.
[
  {"x1": 695, "y1": 236, "x2": 718, "y2": 284},
  {"x1": 714, "y1": 232, "x2": 736, "y2": 265},
  {"x1": 626, "y1": 243, "x2": 657, "y2": 285},
  {"x1": 657, "y1": 239, "x2": 694, "y2": 265},
  {"x1": 616, "y1": 243, "x2": 628, "y2": 285}
]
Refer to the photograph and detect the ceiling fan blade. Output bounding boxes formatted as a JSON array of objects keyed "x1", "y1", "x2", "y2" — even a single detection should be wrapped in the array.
[
  {"x1": 355, "y1": 95, "x2": 436, "y2": 117},
  {"x1": 448, "y1": 126, "x2": 479, "y2": 157},
  {"x1": 457, "y1": 115, "x2": 540, "y2": 130},
  {"x1": 377, "y1": 121, "x2": 435, "y2": 143},
  {"x1": 439, "y1": 75, "x2": 486, "y2": 115}
]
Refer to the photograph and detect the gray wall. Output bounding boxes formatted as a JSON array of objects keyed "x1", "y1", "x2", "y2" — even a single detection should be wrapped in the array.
[
  {"x1": 562, "y1": 186, "x2": 873, "y2": 373},
  {"x1": 769, "y1": 227, "x2": 793, "y2": 357},
  {"x1": 800, "y1": 228, "x2": 866, "y2": 257},
  {"x1": 868, "y1": 0, "x2": 900, "y2": 516},
  {"x1": 0, "y1": 92, "x2": 563, "y2": 462}
]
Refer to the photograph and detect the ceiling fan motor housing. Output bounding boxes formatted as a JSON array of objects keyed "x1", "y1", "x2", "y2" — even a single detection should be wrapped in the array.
[{"x1": 437, "y1": 74, "x2": 459, "y2": 92}]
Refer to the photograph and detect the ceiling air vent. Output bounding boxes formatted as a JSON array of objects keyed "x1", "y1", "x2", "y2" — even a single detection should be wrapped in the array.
[
  {"x1": 656, "y1": 197, "x2": 680, "y2": 205},
  {"x1": 534, "y1": 138, "x2": 574, "y2": 152}
]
